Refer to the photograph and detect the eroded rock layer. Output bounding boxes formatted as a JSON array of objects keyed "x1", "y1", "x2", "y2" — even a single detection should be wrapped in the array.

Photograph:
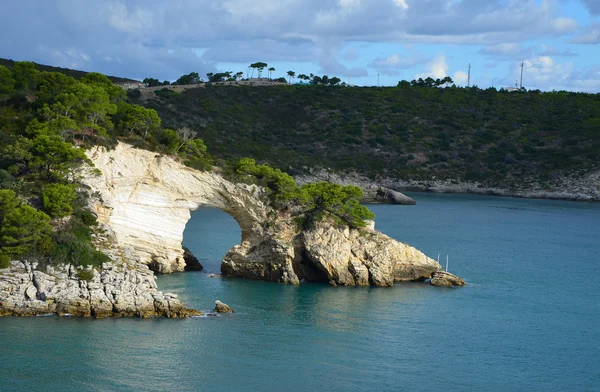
[{"x1": 222, "y1": 221, "x2": 441, "y2": 286}]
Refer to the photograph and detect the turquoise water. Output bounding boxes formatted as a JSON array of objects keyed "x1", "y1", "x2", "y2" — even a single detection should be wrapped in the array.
[{"x1": 1, "y1": 193, "x2": 599, "y2": 391}]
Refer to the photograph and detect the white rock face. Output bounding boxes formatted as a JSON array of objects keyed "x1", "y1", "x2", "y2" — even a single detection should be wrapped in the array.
[{"x1": 83, "y1": 144, "x2": 269, "y2": 273}]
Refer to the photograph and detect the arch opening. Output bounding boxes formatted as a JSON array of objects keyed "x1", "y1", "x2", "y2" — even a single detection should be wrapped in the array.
[{"x1": 182, "y1": 207, "x2": 242, "y2": 274}]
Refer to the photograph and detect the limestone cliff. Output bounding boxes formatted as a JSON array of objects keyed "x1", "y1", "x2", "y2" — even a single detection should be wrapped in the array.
[
  {"x1": 83, "y1": 143, "x2": 269, "y2": 274},
  {"x1": 84, "y1": 143, "x2": 442, "y2": 287}
]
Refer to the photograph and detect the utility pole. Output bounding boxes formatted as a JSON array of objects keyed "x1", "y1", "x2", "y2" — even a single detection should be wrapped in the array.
[
  {"x1": 519, "y1": 62, "x2": 524, "y2": 90},
  {"x1": 467, "y1": 63, "x2": 471, "y2": 87}
]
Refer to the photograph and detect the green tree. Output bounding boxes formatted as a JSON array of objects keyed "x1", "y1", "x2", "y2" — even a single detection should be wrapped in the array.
[
  {"x1": 28, "y1": 133, "x2": 89, "y2": 178},
  {"x1": 81, "y1": 72, "x2": 125, "y2": 102},
  {"x1": 174, "y1": 72, "x2": 201, "y2": 85},
  {"x1": 268, "y1": 67, "x2": 275, "y2": 80},
  {"x1": 12, "y1": 61, "x2": 40, "y2": 92},
  {"x1": 0, "y1": 65, "x2": 15, "y2": 96},
  {"x1": 301, "y1": 182, "x2": 375, "y2": 228},
  {"x1": 287, "y1": 70, "x2": 296, "y2": 83},
  {"x1": 250, "y1": 62, "x2": 268, "y2": 78},
  {"x1": 36, "y1": 72, "x2": 76, "y2": 104},
  {"x1": 42, "y1": 183, "x2": 77, "y2": 218},
  {"x1": 0, "y1": 190, "x2": 52, "y2": 258},
  {"x1": 143, "y1": 78, "x2": 162, "y2": 87},
  {"x1": 329, "y1": 77, "x2": 341, "y2": 86},
  {"x1": 117, "y1": 103, "x2": 161, "y2": 139}
]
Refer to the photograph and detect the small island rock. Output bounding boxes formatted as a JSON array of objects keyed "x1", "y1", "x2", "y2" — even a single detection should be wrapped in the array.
[
  {"x1": 214, "y1": 300, "x2": 234, "y2": 313},
  {"x1": 430, "y1": 271, "x2": 466, "y2": 287}
]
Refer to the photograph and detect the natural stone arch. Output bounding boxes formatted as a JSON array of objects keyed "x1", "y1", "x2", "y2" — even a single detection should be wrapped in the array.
[
  {"x1": 84, "y1": 144, "x2": 269, "y2": 274},
  {"x1": 84, "y1": 143, "x2": 443, "y2": 286}
]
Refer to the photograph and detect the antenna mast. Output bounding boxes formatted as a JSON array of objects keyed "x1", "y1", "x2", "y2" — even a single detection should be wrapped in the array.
[
  {"x1": 467, "y1": 63, "x2": 471, "y2": 87},
  {"x1": 519, "y1": 62, "x2": 524, "y2": 90}
]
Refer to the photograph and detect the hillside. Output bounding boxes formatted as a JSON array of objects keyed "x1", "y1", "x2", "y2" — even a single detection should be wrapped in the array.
[
  {"x1": 0, "y1": 58, "x2": 138, "y2": 84},
  {"x1": 137, "y1": 85, "x2": 600, "y2": 190}
]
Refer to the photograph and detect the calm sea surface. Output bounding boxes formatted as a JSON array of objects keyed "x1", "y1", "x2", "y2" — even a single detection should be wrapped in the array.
[{"x1": 1, "y1": 193, "x2": 599, "y2": 391}]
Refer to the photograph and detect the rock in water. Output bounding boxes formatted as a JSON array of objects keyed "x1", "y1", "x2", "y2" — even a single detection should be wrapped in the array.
[
  {"x1": 183, "y1": 247, "x2": 203, "y2": 271},
  {"x1": 430, "y1": 271, "x2": 466, "y2": 287},
  {"x1": 214, "y1": 300, "x2": 234, "y2": 313}
]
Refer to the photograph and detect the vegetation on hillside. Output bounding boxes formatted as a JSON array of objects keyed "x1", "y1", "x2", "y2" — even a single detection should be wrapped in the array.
[
  {"x1": 0, "y1": 62, "x2": 211, "y2": 266},
  {"x1": 0, "y1": 58, "x2": 137, "y2": 84},
  {"x1": 0, "y1": 61, "x2": 376, "y2": 267},
  {"x1": 139, "y1": 83, "x2": 600, "y2": 188}
]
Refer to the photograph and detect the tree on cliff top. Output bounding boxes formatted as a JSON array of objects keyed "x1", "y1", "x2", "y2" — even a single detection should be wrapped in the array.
[{"x1": 301, "y1": 182, "x2": 375, "y2": 229}]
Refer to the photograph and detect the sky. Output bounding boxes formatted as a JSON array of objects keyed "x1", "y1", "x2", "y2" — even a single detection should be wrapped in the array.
[{"x1": 1, "y1": 0, "x2": 599, "y2": 91}]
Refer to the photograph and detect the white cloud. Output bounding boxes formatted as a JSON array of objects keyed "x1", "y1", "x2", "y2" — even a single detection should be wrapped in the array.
[
  {"x1": 369, "y1": 48, "x2": 429, "y2": 75},
  {"x1": 453, "y1": 70, "x2": 468, "y2": 85},
  {"x1": 0, "y1": 0, "x2": 590, "y2": 84},
  {"x1": 416, "y1": 55, "x2": 449, "y2": 79},
  {"x1": 102, "y1": 1, "x2": 154, "y2": 32},
  {"x1": 393, "y1": 0, "x2": 409, "y2": 10},
  {"x1": 551, "y1": 17, "x2": 579, "y2": 32},
  {"x1": 571, "y1": 22, "x2": 600, "y2": 44}
]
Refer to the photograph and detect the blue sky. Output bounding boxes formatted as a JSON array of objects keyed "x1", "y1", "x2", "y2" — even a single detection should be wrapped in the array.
[{"x1": 1, "y1": 0, "x2": 599, "y2": 91}]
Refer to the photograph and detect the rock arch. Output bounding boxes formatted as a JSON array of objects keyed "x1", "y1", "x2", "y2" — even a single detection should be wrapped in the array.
[
  {"x1": 84, "y1": 143, "x2": 443, "y2": 286},
  {"x1": 84, "y1": 143, "x2": 268, "y2": 274}
]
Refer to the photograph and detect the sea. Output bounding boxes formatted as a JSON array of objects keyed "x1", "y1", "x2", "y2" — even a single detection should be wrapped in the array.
[{"x1": 0, "y1": 193, "x2": 598, "y2": 391}]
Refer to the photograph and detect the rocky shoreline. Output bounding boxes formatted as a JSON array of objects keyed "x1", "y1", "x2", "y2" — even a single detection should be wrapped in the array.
[
  {"x1": 296, "y1": 168, "x2": 600, "y2": 203},
  {"x1": 0, "y1": 144, "x2": 467, "y2": 318},
  {"x1": 0, "y1": 260, "x2": 200, "y2": 318}
]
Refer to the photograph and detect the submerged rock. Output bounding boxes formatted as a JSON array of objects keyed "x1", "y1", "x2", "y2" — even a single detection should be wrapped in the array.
[
  {"x1": 430, "y1": 271, "x2": 466, "y2": 287},
  {"x1": 214, "y1": 300, "x2": 234, "y2": 313}
]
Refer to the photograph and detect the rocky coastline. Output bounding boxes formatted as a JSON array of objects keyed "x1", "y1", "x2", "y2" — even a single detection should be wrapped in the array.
[
  {"x1": 0, "y1": 260, "x2": 199, "y2": 318},
  {"x1": 296, "y1": 168, "x2": 600, "y2": 202},
  {"x1": 0, "y1": 143, "x2": 465, "y2": 318}
]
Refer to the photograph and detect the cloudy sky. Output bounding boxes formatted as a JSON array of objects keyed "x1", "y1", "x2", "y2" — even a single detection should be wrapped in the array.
[{"x1": 1, "y1": 0, "x2": 599, "y2": 91}]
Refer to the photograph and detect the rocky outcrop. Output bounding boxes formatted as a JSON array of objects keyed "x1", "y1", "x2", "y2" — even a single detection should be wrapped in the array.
[
  {"x1": 430, "y1": 271, "x2": 466, "y2": 287},
  {"x1": 222, "y1": 220, "x2": 441, "y2": 287},
  {"x1": 361, "y1": 185, "x2": 416, "y2": 205},
  {"x1": 0, "y1": 143, "x2": 461, "y2": 317},
  {"x1": 214, "y1": 300, "x2": 234, "y2": 313},
  {"x1": 183, "y1": 247, "x2": 203, "y2": 271},
  {"x1": 83, "y1": 143, "x2": 269, "y2": 274},
  {"x1": 0, "y1": 261, "x2": 200, "y2": 318},
  {"x1": 82, "y1": 143, "x2": 447, "y2": 287}
]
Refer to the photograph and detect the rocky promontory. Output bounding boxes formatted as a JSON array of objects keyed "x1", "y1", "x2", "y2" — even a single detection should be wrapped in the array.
[
  {"x1": 0, "y1": 143, "x2": 460, "y2": 317},
  {"x1": 85, "y1": 143, "x2": 444, "y2": 287}
]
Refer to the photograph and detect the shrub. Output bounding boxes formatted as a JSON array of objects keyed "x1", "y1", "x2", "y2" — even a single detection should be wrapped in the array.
[
  {"x1": 0, "y1": 190, "x2": 52, "y2": 258},
  {"x1": 0, "y1": 254, "x2": 10, "y2": 269},
  {"x1": 42, "y1": 183, "x2": 76, "y2": 218},
  {"x1": 77, "y1": 269, "x2": 95, "y2": 282}
]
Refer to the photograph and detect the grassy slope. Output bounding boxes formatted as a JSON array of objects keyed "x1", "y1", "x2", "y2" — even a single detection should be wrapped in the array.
[{"x1": 140, "y1": 85, "x2": 600, "y2": 188}]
